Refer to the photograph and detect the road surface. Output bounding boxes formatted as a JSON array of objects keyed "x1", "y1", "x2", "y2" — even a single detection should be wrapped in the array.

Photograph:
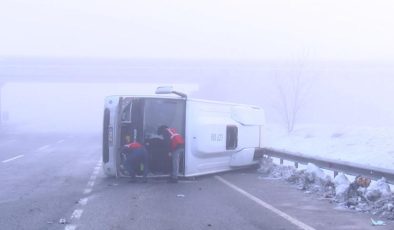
[{"x1": 0, "y1": 131, "x2": 392, "y2": 230}]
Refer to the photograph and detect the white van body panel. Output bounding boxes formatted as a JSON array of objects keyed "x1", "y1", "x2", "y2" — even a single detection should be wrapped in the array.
[
  {"x1": 102, "y1": 95, "x2": 265, "y2": 177},
  {"x1": 184, "y1": 99, "x2": 265, "y2": 176},
  {"x1": 231, "y1": 106, "x2": 266, "y2": 125}
]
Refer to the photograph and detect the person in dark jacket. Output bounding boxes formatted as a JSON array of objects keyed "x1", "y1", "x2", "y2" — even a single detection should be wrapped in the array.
[
  {"x1": 123, "y1": 140, "x2": 149, "y2": 183},
  {"x1": 157, "y1": 125, "x2": 184, "y2": 183}
]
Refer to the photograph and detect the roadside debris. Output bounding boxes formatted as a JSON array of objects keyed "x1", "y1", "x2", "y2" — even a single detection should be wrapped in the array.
[
  {"x1": 59, "y1": 218, "x2": 67, "y2": 224},
  {"x1": 371, "y1": 218, "x2": 386, "y2": 226},
  {"x1": 258, "y1": 156, "x2": 295, "y2": 180},
  {"x1": 259, "y1": 157, "x2": 394, "y2": 220}
]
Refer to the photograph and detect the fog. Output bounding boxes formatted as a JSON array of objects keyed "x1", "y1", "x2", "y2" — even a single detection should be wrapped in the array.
[
  {"x1": 1, "y1": 81, "x2": 199, "y2": 133},
  {"x1": 1, "y1": 1, "x2": 394, "y2": 133},
  {"x1": 1, "y1": 60, "x2": 394, "y2": 133},
  {"x1": 2, "y1": 1, "x2": 394, "y2": 60}
]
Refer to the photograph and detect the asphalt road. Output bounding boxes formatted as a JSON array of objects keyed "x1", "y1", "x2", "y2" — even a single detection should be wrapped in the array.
[{"x1": 0, "y1": 131, "x2": 392, "y2": 230}]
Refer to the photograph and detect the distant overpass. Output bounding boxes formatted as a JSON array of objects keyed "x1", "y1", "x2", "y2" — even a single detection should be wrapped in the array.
[
  {"x1": 0, "y1": 57, "x2": 247, "y2": 83},
  {"x1": 0, "y1": 58, "x2": 202, "y2": 124},
  {"x1": 0, "y1": 57, "x2": 274, "y2": 96}
]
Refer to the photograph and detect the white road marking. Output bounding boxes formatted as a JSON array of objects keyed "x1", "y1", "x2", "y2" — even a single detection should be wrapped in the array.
[
  {"x1": 57, "y1": 139, "x2": 65, "y2": 144},
  {"x1": 2, "y1": 155, "x2": 24, "y2": 163},
  {"x1": 87, "y1": 180, "x2": 95, "y2": 187},
  {"x1": 89, "y1": 174, "x2": 97, "y2": 181},
  {"x1": 71, "y1": 209, "x2": 84, "y2": 220},
  {"x1": 37, "y1": 145, "x2": 50, "y2": 151},
  {"x1": 65, "y1": 225, "x2": 76, "y2": 230},
  {"x1": 78, "y1": 198, "x2": 89, "y2": 206},
  {"x1": 83, "y1": 188, "x2": 92, "y2": 194},
  {"x1": 64, "y1": 160, "x2": 101, "y2": 230},
  {"x1": 215, "y1": 176, "x2": 316, "y2": 230}
]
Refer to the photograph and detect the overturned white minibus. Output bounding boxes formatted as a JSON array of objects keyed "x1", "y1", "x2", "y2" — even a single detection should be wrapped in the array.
[{"x1": 102, "y1": 86, "x2": 265, "y2": 178}]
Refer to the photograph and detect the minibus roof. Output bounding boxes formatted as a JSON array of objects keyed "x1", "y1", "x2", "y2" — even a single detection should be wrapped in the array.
[{"x1": 106, "y1": 95, "x2": 262, "y2": 109}]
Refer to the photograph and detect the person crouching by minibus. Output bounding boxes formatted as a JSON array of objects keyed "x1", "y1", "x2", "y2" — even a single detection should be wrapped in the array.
[
  {"x1": 157, "y1": 125, "x2": 185, "y2": 183},
  {"x1": 123, "y1": 140, "x2": 149, "y2": 183}
]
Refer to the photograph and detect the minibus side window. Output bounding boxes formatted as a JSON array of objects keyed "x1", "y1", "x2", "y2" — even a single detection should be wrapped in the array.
[{"x1": 226, "y1": 125, "x2": 238, "y2": 150}]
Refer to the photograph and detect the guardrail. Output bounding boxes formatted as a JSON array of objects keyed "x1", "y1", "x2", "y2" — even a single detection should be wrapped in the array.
[{"x1": 262, "y1": 148, "x2": 394, "y2": 184}]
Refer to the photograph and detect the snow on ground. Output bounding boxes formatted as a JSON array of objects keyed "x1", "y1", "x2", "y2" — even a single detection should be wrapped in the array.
[
  {"x1": 265, "y1": 124, "x2": 394, "y2": 169},
  {"x1": 261, "y1": 123, "x2": 394, "y2": 220},
  {"x1": 259, "y1": 158, "x2": 394, "y2": 220}
]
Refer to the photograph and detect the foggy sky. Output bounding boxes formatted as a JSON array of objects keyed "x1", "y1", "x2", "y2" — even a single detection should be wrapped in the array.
[
  {"x1": 1, "y1": 82, "x2": 198, "y2": 132},
  {"x1": 1, "y1": 0, "x2": 394, "y2": 61},
  {"x1": 2, "y1": 62, "x2": 394, "y2": 133},
  {"x1": 1, "y1": 1, "x2": 394, "y2": 132}
]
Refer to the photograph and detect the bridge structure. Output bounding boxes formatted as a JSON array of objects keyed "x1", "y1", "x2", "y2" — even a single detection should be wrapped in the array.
[
  {"x1": 0, "y1": 58, "x2": 269, "y2": 125},
  {"x1": 0, "y1": 59, "x2": 189, "y2": 124}
]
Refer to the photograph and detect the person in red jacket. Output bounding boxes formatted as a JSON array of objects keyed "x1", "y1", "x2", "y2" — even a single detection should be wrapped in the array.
[
  {"x1": 122, "y1": 138, "x2": 149, "y2": 183},
  {"x1": 158, "y1": 125, "x2": 184, "y2": 183}
]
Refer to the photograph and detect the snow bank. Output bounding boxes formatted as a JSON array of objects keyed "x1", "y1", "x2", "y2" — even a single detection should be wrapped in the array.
[
  {"x1": 258, "y1": 156, "x2": 295, "y2": 179},
  {"x1": 259, "y1": 158, "x2": 394, "y2": 220},
  {"x1": 260, "y1": 157, "x2": 334, "y2": 197},
  {"x1": 367, "y1": 178, "x2": 392, "y2": 201},
  {"x1": 334, "y1": 174, "x2": 350, "y2": 202}
]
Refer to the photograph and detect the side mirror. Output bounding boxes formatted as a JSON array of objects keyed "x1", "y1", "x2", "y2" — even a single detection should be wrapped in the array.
[{"x1": 155, "y1": 86, "x2": 187, "y2": 98}]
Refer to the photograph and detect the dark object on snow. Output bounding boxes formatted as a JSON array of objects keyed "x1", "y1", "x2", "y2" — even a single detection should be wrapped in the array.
[
  {"x1": 355, "y1": 176, "x2": 371, "y2": 188},
  {"x1": 345, "y1": 176, "x2": 370, "y2": 207},
  {"x1": 59, "y1": 218, "x2": 67, "y2": 224}
]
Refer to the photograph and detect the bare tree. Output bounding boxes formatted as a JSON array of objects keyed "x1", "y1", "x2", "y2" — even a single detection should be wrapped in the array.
[{"x1": 272, "y1": 57, "x2": 313, "y2": 133}]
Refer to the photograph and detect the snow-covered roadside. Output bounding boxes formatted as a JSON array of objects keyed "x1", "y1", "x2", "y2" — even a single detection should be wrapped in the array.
[
  {"x1": 259, "y1": 157, "x2": 394, "y2": 220},
  {"x1": 263, "y1": 124, "x2": 394, "y2": 220},
  {"x1": 265, "y1": 124, "x2": 394, "y2": 170}
]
